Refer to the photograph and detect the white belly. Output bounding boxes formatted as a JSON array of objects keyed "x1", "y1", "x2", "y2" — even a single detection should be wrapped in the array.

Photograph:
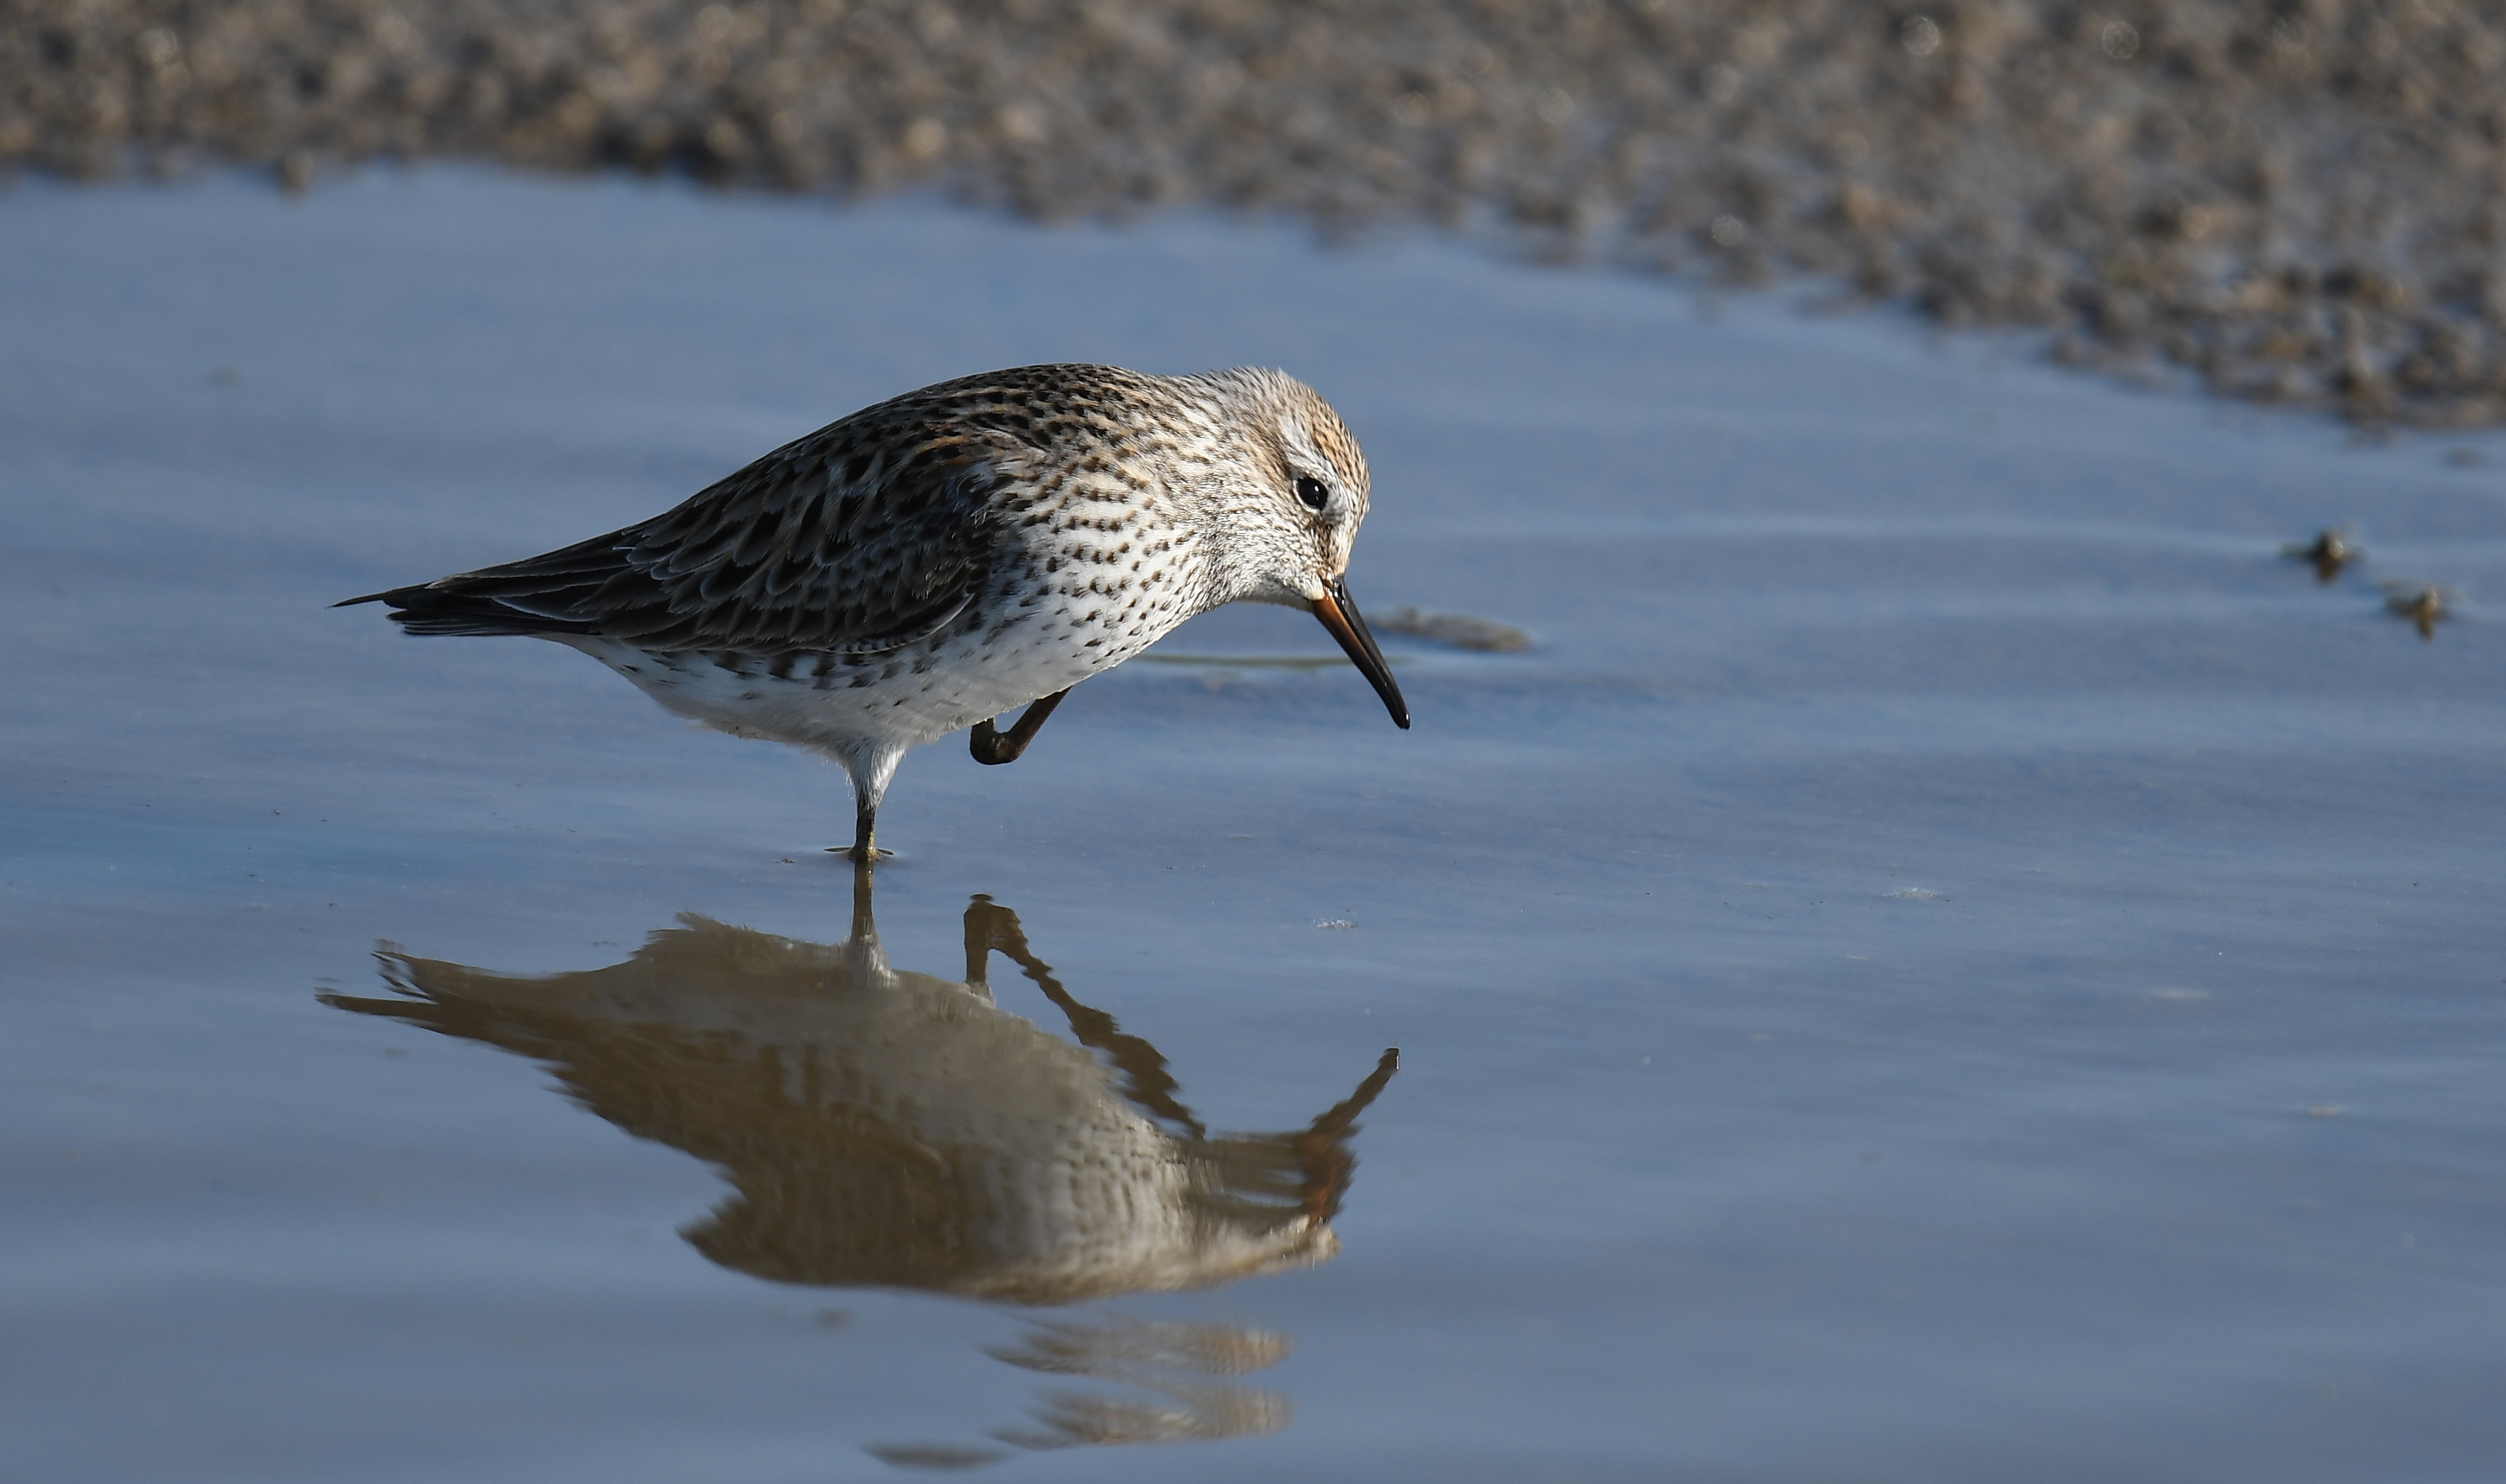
[{"x1": 557, "y1": 601, "x2": 1174, "y2": 761}]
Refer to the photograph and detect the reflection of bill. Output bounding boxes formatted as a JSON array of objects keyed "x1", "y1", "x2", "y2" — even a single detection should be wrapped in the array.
[{"x1": 322, "y1": 870, "x2": 1395, "y2": 1456}]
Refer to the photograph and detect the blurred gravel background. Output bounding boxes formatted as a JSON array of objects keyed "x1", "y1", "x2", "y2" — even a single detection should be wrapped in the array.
[{"x1": 9, "y1": 1, "x2": 2506, "y2": 426}]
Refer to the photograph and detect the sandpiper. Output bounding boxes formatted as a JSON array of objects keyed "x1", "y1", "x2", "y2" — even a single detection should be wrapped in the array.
[{"x1": 341, "y1": 363, "x2": 1408, "y2": 858}]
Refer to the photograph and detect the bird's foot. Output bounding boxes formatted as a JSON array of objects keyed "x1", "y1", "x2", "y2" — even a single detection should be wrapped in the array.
[
  {"x1": 826, "y1": 844, "x2": 895, "y2": 862},
  {"x1": 968, "y1": 718, "x2": 1015, "y2": 765},
  {"x1": 970, "y1": 688, "x2": 1072, "y2": 765}
]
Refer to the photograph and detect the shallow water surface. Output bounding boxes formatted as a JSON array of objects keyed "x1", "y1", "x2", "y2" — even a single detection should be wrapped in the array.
[{"x1": 4, "y1": 171, "x2": 2505, "y2": 1482}]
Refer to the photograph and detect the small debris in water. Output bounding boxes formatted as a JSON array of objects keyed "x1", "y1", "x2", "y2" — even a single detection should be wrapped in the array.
[
  {"x1": 2380, "y1": 582, "x2": 2454, "y2": 640},
  {"x1": 863, "y1": 1443, "x2": 1009, "y2": 1470},
  {"x1": 1882, "y1": 888, "x2": 1943, "y2": 901},
  {"x1": 1370, "y1": 607, "x2": 1531, "y2": 652},
  {"x1": 2283, "y1": 528, "x2": 2361, "y2": 585},
  {"x1": 2304, "y1": 1104, "x2": 2345, "y2": 1119},
  {"x1": 1315, "y1": 918, "x2": 1356, "y2": 931},
  {"x1": 275, "y1": 149, "x2": 315, "y2": 196}
]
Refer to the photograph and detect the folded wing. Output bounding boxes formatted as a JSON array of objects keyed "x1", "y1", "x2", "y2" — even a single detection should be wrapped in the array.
[{"x1": 345, "y1": 415, "x2": 1021, "y2": 656}]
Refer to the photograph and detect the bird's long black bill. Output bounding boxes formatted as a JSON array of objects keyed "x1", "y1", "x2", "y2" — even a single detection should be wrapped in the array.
[{"x1": 1312, "y1": 579, "x2": 1411, "y2": 729}]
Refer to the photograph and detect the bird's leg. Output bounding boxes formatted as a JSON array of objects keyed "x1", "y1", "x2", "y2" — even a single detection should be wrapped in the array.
[
  {"x1": 970, "y1": 688, "x2": 1070, "y2": 766},
  {"x1": 825, "y1": 744, "x2": 901, "y2": 861},
  {"x1": 844, "y1": 795, "x2": 887, "y2": 863},
  {"x1": 823, "y1": 806, "x2": 891, "y2": 860}
]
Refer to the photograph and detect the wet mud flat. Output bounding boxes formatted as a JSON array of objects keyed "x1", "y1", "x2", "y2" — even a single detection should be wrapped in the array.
[
  {"x1": 5, "y1": 171, "x2": 2505, "y2": 1481},
  {"x1": 9, "y1": 0, "x2": 2506, "y2": 427}
]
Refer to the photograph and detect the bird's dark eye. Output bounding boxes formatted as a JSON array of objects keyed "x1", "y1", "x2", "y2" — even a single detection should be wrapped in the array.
[{"x1": 1294, "y1": 475, "x2": 1331, "y2": 510}]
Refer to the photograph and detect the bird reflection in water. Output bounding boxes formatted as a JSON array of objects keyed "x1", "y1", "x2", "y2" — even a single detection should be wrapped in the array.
[{"x1": 321, "y1": 867, "x2": 1396, "y2": 1461}]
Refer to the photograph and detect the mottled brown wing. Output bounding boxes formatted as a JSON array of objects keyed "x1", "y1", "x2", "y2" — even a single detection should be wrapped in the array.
[{"x1": 353, "y1": 413, "x2": 1027, "y2": 655}]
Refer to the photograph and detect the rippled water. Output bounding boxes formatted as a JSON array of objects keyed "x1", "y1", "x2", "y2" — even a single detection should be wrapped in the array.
[{"x1": 5, "y1": 170, "x2": 2505, "y2": 1482}]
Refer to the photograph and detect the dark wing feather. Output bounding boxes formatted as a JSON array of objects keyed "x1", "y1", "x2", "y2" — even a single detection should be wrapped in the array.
[{"x1": 344, "y1": 410, "x2": 1028, "y2": 655}]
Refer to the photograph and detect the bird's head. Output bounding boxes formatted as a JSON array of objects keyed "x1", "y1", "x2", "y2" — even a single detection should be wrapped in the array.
[{"x1": 1195, "y1": 368, "x2": 1408, "y2": 730}]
